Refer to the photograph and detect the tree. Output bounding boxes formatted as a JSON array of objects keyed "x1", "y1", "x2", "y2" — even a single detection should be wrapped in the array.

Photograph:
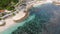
[{"x1": 0, "y1": 0, "x2": 19, "y2": 10}]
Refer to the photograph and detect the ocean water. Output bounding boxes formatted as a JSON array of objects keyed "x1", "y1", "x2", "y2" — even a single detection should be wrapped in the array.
[{"x1": 1, "y1": 3, "x2": 60, "y2": 34}]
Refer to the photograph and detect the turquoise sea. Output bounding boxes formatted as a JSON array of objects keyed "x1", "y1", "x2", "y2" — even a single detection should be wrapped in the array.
[{"x1": 1, "y1": 3, "x2": 60, "y2": 34}]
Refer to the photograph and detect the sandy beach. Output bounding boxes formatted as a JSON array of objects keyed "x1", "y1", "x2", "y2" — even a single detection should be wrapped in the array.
[
  {"x1": 33, "y1": 1, "x2": 53, "y2": 7},
  {"x1": 0, "y1": 10, "x2": 26, "y2": 32}
]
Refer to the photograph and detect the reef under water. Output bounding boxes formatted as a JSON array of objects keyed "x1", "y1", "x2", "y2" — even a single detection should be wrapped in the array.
[{"x1": 11, "y1": 3, "x2": 60, "y2": 34}]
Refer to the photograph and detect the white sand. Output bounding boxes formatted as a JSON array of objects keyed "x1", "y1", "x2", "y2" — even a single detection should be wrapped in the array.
[
  {"x1": 0, "y1": 17, "x2": 15, "y2": 32},
  {"x1": 33, "y1": 1, "x2": 53, "y2": 7},
  {"x1": 13, "y1": 10, "x2": 26, "y2": 21},
  {"x1": 0, "y1": 10, "x2": 26, "y2": 32}
]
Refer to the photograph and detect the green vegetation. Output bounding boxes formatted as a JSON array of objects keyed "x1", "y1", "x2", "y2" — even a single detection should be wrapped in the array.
[
  {"x1": 12, "y1": 13, "x2": 15, "y2": 16},
  {"x1": 0, "y1": 0, "x2": 19, "y2": 10}
]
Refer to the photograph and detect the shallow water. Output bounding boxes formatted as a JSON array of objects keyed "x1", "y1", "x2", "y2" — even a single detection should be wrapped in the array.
[
  {"x1": 1, "y1": 3, "x2": 60, "y2": 34},
  {"x1": 0, "y1": 14, "x2": 35, "y2": 34}
]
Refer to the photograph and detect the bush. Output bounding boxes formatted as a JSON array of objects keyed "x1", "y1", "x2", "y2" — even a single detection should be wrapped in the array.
[{"x1": 12, "y1": 13, "x2": 15, "y2": 16}]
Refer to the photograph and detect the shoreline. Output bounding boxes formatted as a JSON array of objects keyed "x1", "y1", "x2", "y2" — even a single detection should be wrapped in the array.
[
  {"x1": 0, "y1": 1, "x2": 33, "y2": 32},
  {"x1": 0, "y1": 0, "x2": 51, "y2": 33}
]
